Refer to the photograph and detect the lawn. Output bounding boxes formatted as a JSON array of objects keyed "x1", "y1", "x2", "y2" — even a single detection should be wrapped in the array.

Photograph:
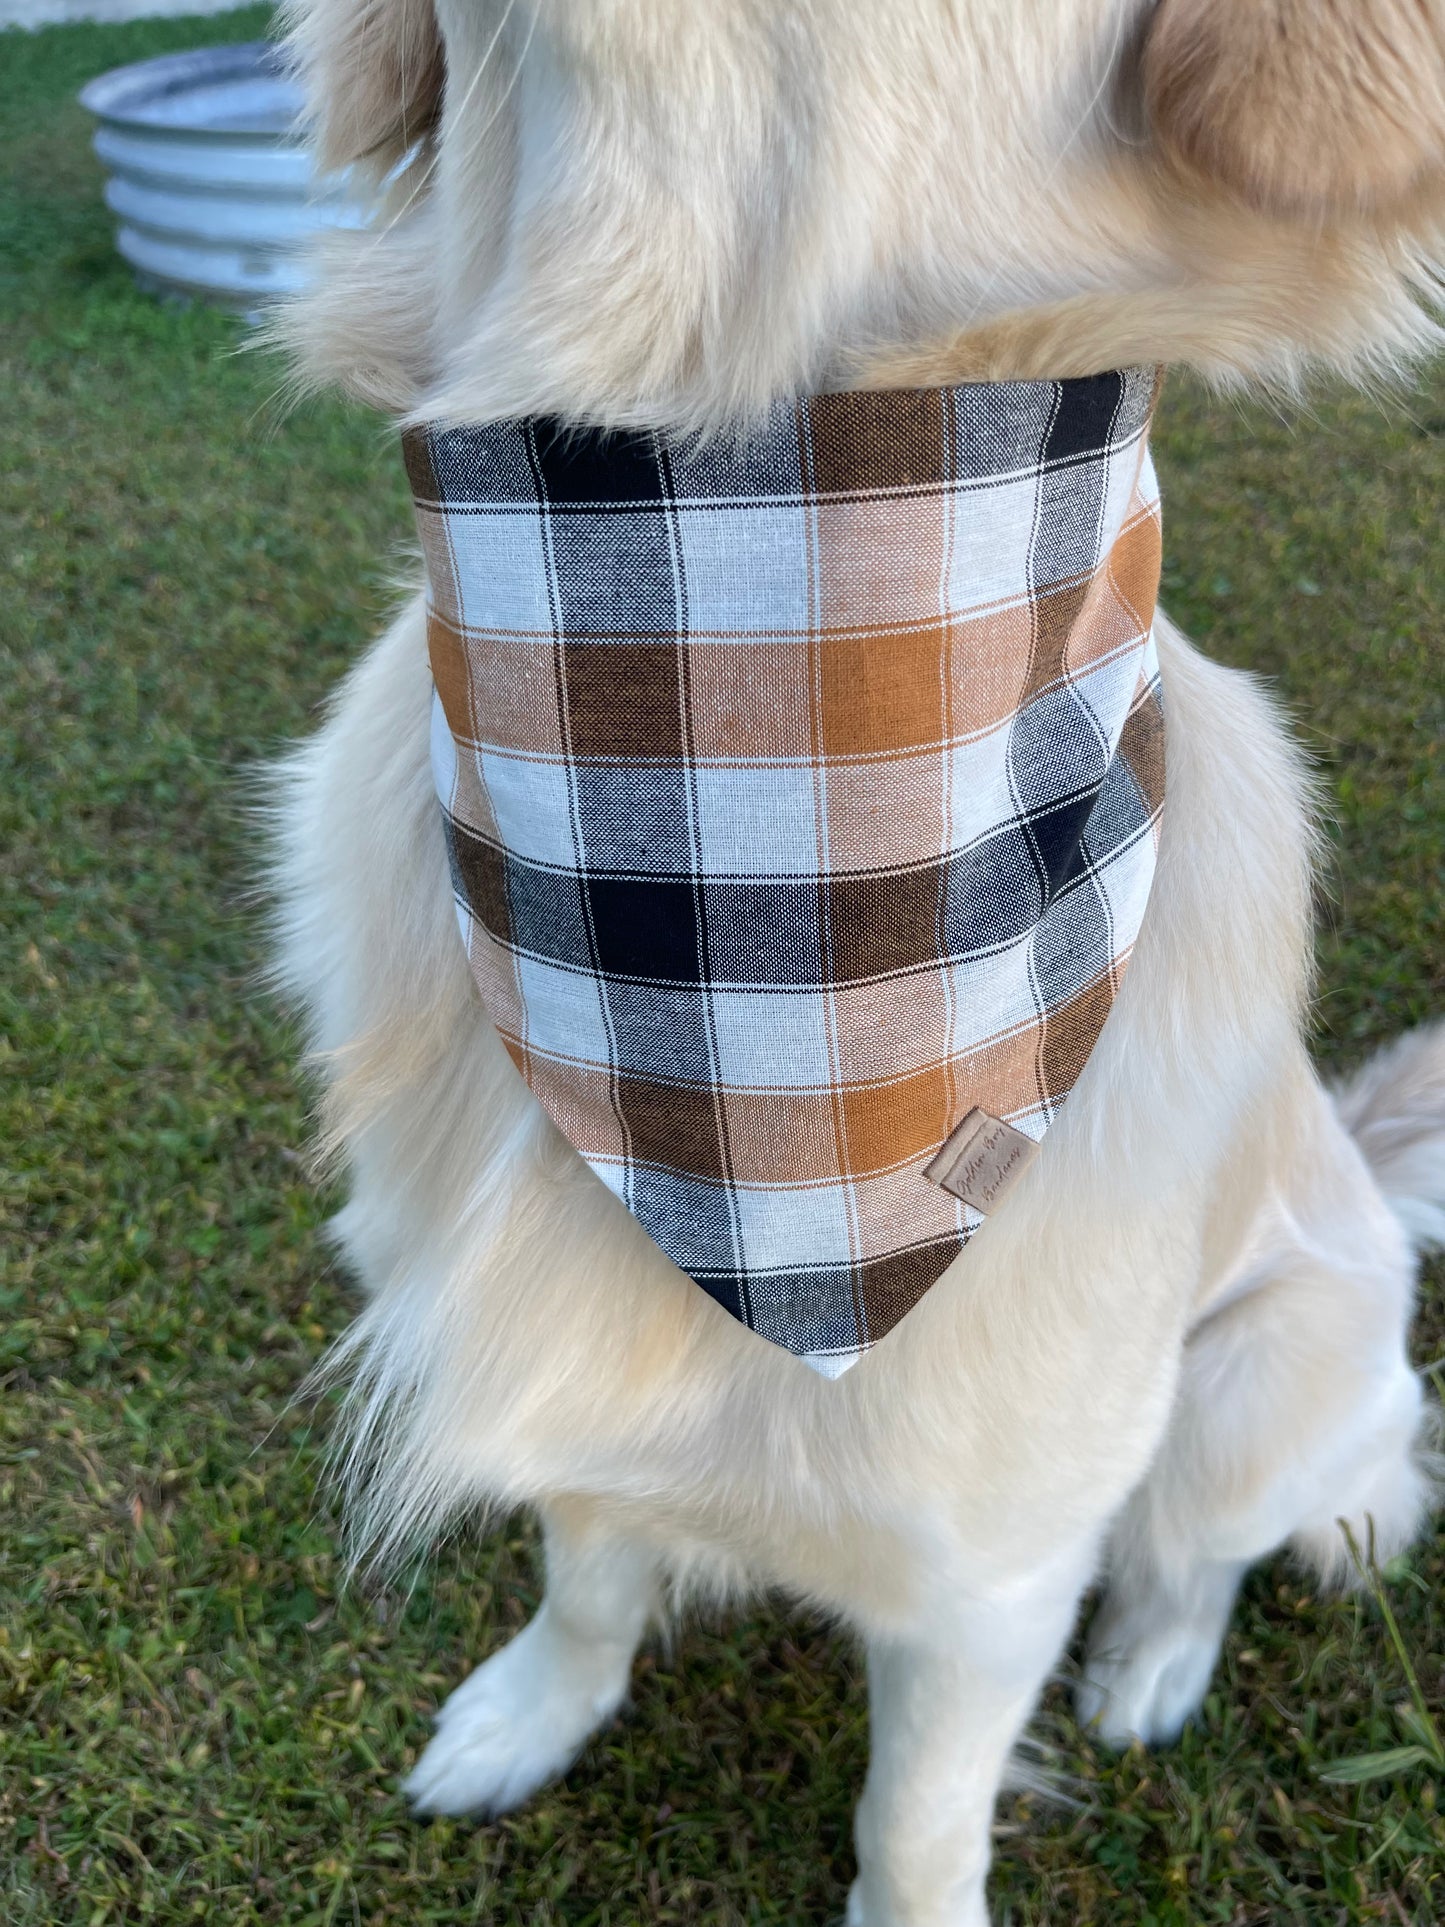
[{"x1": 1, "y1": 12, "x2": 1442, "y2": 1924}]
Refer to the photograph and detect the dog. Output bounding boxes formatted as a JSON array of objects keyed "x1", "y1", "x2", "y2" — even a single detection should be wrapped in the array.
[{"x1": 268, "y1": 3, "x2": 1445, "y2": 1919}]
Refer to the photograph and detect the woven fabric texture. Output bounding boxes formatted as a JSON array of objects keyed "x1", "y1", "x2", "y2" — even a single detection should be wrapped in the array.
[{"x1": 406, "y1": 368, "x2": 1165, "y2": 1376}]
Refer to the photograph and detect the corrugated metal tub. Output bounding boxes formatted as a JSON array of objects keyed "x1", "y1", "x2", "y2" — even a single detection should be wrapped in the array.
[{"x1": 79, "y1": 41, "x2": 372, "y2": 312}]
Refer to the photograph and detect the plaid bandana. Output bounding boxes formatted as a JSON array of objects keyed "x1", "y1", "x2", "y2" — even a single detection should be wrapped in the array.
[{"x1": 405, "y1": 368, "x2": 1165, "y2": 1377}]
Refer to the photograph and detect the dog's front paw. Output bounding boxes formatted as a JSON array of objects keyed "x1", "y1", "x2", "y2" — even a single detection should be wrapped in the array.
[
  {"x1": 844, "y1": 1875, "x2": 990, "y2": 1927},
  {"x1": 403, "y1": 1615, "x2": 631, "y2": 1817}
]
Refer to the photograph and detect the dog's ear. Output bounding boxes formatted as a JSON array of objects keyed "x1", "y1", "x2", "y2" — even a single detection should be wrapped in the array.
[
  {"x1": 1142, "y1": 0, "x2": 1445, "y2": 216},
  {"x1": 281, "y1": 0, "x2": 444, "y2": 174}
]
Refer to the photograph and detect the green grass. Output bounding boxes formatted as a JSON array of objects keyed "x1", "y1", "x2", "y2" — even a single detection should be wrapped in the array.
[{"x1": 1, "y1": 13, "x2": 1442, "y2": 1923}]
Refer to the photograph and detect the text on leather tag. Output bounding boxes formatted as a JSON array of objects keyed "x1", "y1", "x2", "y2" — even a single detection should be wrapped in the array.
[{"x1": 924, "y1": 1108, "x2": 1040, "y2": 1212}]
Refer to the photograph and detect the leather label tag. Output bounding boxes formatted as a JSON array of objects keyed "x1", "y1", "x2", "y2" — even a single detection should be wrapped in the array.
[{"x1": 924, "y1": 1108, "x2": 1040, "y2": 1213}]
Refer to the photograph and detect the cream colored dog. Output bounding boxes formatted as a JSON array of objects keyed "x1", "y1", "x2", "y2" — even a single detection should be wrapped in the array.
[{"x1": 269, "y1": 3, "x2": 1445, "y2": 1920}]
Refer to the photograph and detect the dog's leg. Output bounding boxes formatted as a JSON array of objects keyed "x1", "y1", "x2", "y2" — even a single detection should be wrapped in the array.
[
  {"x1": 848, "y1": 1540, "x2": 1096, "y2": 1927},
  {"x1": 1077, "y1": 1063, "x2": 1435, "y2": 1747},
  {"x1": 405, "y1": 1500, "x2": 657, "y2": 1816}
]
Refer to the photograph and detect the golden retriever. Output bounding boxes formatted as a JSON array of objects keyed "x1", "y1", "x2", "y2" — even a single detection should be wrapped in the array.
[{"x1": 268, "y1": 3, "x2": 1445, "y2": 1918}]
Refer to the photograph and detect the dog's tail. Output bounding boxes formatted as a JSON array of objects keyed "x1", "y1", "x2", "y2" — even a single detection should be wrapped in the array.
[{"x1": 1334, "y1": 1021, "x2": 1445, "y2": 1258}]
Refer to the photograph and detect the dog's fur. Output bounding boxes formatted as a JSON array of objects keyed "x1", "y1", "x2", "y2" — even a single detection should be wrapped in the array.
[{"x1": 269, "y1": 4, "x2": 1445, "y2": 1919}]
